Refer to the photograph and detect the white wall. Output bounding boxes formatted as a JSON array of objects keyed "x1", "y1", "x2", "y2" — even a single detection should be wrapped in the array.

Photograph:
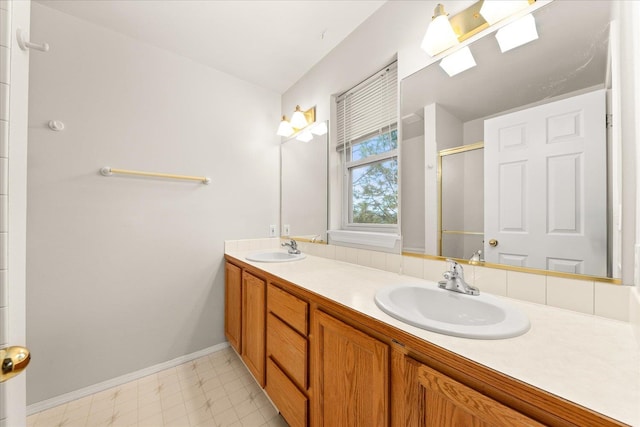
[
  {"x1": 281, "y1": 0, "x2": 475, "y2": 231},
  {"x1": 26, "y1": 3, "x2": 280, "y2": 404},
  {"x1": 400, "y1": 118, "x2": 424, "y2": 252}
]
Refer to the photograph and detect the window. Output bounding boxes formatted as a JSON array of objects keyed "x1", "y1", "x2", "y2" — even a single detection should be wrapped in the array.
[{"x1": 336, "y1": 62, "x2": 398, "y2": 231}]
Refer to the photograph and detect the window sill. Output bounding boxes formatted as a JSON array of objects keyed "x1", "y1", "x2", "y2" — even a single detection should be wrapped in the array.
[{"x1": 327, "y1": 230, "x2": 401, "y2": 249}]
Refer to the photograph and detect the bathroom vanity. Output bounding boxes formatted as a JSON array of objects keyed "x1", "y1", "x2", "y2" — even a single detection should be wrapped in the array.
[{"x1": 224, "y1": 250, "x2": 639, "y2": 427}]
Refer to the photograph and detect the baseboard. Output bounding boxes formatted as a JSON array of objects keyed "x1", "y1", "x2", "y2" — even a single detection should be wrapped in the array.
[{"x1": 27, "y1": 342, "x2": 230, "y2": 416}]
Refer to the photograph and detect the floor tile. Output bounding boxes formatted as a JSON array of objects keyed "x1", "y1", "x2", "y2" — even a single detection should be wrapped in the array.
[{"x1": 27, "y1": 348, "x2": 288, "y2": 426}]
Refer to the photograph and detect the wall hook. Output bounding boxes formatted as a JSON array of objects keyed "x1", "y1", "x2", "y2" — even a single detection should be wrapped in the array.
[
  {"x1": 48, "y1": 120, "x2": 65, "y2": 131},
  {"x1": 16, "y1": 28, "x2": 50, "y2": 52}
]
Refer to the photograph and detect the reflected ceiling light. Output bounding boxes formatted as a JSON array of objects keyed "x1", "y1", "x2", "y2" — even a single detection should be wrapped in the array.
[
  {"x1": 310, "y1": 121, "x2": 328, "y2": 135},
  {"x1": 290, "y1": 105, "x2": 309, "y2": 129},
  {"x1": 296, "y1": 129, "x2": 313, "y2": 142},
  {"x1": 276, "y1": 116, "x2": 294, "y2": 137},
  {"x1": 439, "y1": 46, "x2": 476, "y2": 76},
  {"x1": 495, "y1": 13, "x2": 538, "y2": 53},
  {"x1": 421, "y1": 4, "x2": 460, "y2": 57},
  {"x1": 480, "y1": 0, "x2": 530, "y2": 25},
  {"x1": 276, "y1": 106, "x2": 316, "y2": 137}
]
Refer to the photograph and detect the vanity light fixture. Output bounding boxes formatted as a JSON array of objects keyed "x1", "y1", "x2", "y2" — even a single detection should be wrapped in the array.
[
  {"x1": 479, "y1": 0, "x2": 530, "y2": 25},
  {"x1": 276, "y1": 105, "x2": 316, "y2": 137},
  {"x1": 439, "y1": 46, "x2": 476, "y2": 77},
  {"x1": 276, "y1": 116, "x2": 295, "y2": 137},
  {"x1": 421, "y1": 0, "x2": 536, "y2": 57},
  {"x1": 495, "y1": 13, "x2": 539, "y2": 53},
  {"x1": 421, "y1": 4, "x2": 459, "y2": 56}
]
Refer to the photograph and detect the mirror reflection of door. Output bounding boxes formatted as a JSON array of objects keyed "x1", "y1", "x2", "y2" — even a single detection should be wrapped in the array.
[
  {"x1": 484, "y1": 89, "x2": 606, "y2": 276},
  {"x1": 439, "y1": 144, "x2": 484, "y2": 260}
]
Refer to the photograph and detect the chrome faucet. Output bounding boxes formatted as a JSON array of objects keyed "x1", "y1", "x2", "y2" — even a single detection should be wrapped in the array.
[
  {"x1": 438, "y1": 259, "x2": 479, "y2": 296},
  {"x1": 281, "y1": 239, "x2": 301, "y2": 254}
]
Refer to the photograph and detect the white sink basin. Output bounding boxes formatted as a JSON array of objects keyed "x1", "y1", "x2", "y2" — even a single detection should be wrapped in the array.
[
  {"x1": 245, "y1": 251, "x2": 306, "y2": 263},
  {"x1": 374, "y1": 284, "x2": 530, "y2": 339}
]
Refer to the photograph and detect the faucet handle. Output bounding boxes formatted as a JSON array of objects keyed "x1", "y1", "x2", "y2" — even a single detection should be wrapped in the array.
[{"x1": 445, "y1": 259, "x2": 464, "y2": 277}]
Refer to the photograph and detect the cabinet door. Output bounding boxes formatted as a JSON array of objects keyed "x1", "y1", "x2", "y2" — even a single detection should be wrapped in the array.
[
  {"x1": 224, "y1": 262, "x2": 242, "y2": 353},
  {"x1": 313, "y1": 310, "x2": 389, "y2": 427},
  {"x1": 409, "y1": 358, "x2": 544, "y2": 427},
  {"x1": 242, "y1": 271, "x2": 266, "y2": 386}
]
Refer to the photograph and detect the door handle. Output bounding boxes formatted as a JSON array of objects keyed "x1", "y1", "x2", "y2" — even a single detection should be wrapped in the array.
[
  {"x1": 0, "y1": 346, "x2": 31, "y2": 383},
  {"x1": 488, "y1": 239, "x2": 499, "y2": 247}
]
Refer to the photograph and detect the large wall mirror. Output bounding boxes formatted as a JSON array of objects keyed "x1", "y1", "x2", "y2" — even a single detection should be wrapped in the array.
[
  {"x1": 281, "y1": 121, "x2": 329, "y2": 242},
  {"x1": 401, "y1": 1, "x2": 621, "y2": 279}
]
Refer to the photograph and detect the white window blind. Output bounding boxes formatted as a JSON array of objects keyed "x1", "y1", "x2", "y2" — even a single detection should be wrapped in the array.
[{"x1": 336, "y1": 62, "x2": 398, "y2": 151}]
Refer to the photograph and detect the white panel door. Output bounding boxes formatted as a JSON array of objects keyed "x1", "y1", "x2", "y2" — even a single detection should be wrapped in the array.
[{"x1": 484, "y1": 90, "x2": 607, "y2": 276}]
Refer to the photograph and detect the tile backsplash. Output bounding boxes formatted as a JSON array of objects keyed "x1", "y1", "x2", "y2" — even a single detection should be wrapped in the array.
[{"x1": 225, "y1": 239, "x2": 632, "y2": 323}]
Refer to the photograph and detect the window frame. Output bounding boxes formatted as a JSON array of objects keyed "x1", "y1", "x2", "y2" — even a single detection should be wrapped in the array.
[
  {"x1": 335, "y1": 62, "x2": 399, "y2": 234},
  {"x1": 342, "y1": 127, "x2": 399, "y2": 232}
]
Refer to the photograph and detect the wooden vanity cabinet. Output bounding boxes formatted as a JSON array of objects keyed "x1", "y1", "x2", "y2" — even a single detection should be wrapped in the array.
[
  {"x1": 400, "y1": 356, "x2": 543, "y2": 427},
  {"x1": 312, "y1": 309, "x2": 389, "y2": 427},
  {"x1": 265, "y1": 283, "x2": 310, "y2": 427},
  {"x1": 224, "y1": 256, "x2": 625, "y2": 427},
  {"x1": 241, "y1": 270, "x2": 266, "y2": 386},
  {"x1": 224, "y1": 261, "x2": 242, "y2": 353}
]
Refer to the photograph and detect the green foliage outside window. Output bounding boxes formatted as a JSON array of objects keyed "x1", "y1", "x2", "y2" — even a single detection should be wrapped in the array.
[{"x1": 350, "y1": 129, "x2": 398, "y2": 224}]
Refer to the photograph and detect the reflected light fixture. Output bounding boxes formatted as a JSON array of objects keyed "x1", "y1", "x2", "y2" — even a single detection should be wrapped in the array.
[
  {"x1": 290, "y1": 105, "x2": 309, "y2": 129},
  {"x1": 296, "y1": 129, "x2": 313, "y2": 142},
  {"x1": 495, "y1": 13, "x2": 538, "y2": 53},
  {"x1": 421, "y1": 4, "x2": 460, "y2": 57},
  {"x1": 310, "y1": 121, "x2": 328, "y2": 136},
  {"x1": 480, "y1": 0, "x2": 530, "y2": 25},
  {"x1": 276, "y1": 116, "x2": 294, "y2": 137},
  {"x1": 439, "y1": 46, "x2": 476, "y2": 77}
]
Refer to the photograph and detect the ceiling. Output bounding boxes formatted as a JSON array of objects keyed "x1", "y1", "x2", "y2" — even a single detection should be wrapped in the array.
[{"x1": 36, "y1": 0, "x2": 387, "y2": 94}]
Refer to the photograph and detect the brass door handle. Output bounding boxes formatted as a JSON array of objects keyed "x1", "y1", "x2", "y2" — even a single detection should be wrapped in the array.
[
  {"x1": 488, "y1": 239, "x2": 499, "y2": 247},
  {"x1": 1, "y1": 346, "x2": 31, "y2": 383}
]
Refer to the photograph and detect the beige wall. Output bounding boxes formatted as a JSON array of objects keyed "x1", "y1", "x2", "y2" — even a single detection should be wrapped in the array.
[{"x1": 26, "y1": 3, "x2": 280, "y2": 405}]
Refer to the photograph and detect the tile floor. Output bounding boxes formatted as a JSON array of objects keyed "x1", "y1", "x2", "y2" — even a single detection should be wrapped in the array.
[{"x1": 26, "y1": 347, "x2": 288, "y2": 427}]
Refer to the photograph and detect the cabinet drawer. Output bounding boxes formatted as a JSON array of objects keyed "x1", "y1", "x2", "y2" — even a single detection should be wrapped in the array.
[
  {"x1": 267, "y1": 313, "x2": 308, "y2": 390},
  {"x1": 266, "y1": 358, "x2": 308, "y2": 427},
  {"x1": 267, "y1": 283, "x2": 308, "y2": 335}
]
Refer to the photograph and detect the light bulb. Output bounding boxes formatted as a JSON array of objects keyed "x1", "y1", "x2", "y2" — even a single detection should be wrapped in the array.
[
  {"x1": 421, "y1": 4, "x2": 459, "y2": 56},
  {"x1": 296, "y1": 130, "x2": 313, "y2": 142},
  {"x1": 480, "y1": 0, "x2": 530, "y2": 25},
  {"x1": 439, "y1": 46, "x2": 476, "y2": 77},
  {"x1": 276, "y1": 116, "x2": 294, "y2": 137},
  {"x1": 495, "y1": 13, "x2": 538, "y2": 53},
  {"x1": 310, "y1": 121, "x2": 328, "y2": 135},
  {"x1": 290, "y1": 106, "x2": 308, "y2": 129}
]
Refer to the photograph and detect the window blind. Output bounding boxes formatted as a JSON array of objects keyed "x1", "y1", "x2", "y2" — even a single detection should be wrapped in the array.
[{"x1": 336, "y1": 62, "x2": 398, "y2": 151}]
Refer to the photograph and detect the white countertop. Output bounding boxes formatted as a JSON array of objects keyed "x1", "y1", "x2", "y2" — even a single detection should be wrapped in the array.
[{"x1": 226, "y1": 250, "x2": 640, "y2": 426}]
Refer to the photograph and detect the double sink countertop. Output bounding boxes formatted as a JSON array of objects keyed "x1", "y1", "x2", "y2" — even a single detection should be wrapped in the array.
[{"x1": 225, "y1": 249, "x2": 640, "y2": 426}]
